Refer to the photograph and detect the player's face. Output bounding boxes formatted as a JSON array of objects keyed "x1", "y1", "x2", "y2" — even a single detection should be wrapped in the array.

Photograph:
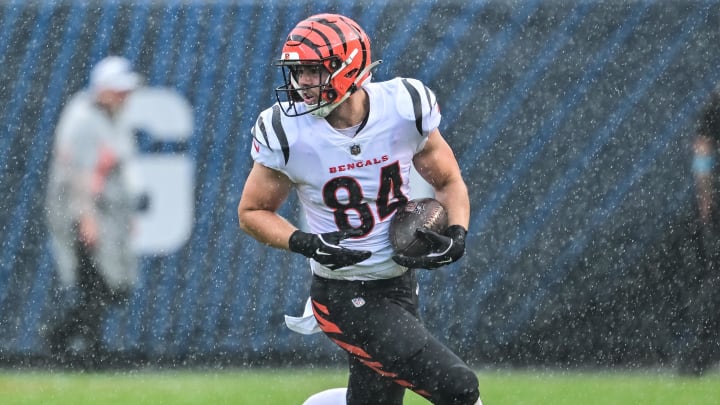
[{"x1": 291, "y1": 64, "x2": 329, "y2": 105}]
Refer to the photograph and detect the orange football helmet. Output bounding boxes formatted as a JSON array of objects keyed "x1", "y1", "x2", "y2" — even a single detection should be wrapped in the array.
[{"x1": 274, "y1": 13, "x2": 381, "y2": 117}]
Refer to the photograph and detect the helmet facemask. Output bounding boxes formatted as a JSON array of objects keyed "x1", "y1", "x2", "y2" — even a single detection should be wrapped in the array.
[{"x1": 275, "y1": 56, "x2": 344, "y2": 118}]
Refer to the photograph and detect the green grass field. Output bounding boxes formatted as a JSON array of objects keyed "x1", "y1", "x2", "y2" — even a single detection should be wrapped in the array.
[{"x1": 0, "y1": 367, "x2": 718, "y2": 404}]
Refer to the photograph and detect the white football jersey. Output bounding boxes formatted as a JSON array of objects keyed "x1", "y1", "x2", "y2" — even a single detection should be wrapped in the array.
[{"x1": 251, "y1": 77, "x2": 441, "y2": 280}]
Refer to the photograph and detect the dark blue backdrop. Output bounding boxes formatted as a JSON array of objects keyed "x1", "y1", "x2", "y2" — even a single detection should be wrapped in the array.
[{"x1": 1, "y1": 0, "x2": 719, "y2": 368}]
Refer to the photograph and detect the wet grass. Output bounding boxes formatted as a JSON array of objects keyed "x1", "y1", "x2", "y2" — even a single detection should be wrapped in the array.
[
  {"x1": 0, "y1": 367, "x2": 718, "y2": 404},
  {"x1": 479, "y1": 368, "x2": 720, "y2": 405}
]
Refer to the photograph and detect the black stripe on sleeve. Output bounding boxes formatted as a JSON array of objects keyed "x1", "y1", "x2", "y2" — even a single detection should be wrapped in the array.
[
  {"x1": 423, "y1": 84, "x2": 436, "y2": 111},
  {"x1": 271, "y1": 105, "x2": 291, "y2": 164},
  {"x1": 401, "y1": 78, "x2": 424, "y2": 135},
  {"x1": 255, "y1": 116, "x2": 273, "y2": 150}
]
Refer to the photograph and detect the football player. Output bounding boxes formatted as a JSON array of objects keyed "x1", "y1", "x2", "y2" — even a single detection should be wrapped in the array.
[{"x1": 238, "y1": 13, "x2": 481, "y2": 405}]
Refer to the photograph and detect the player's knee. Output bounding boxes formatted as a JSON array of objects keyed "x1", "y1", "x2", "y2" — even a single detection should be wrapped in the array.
[{"x1": 435, "y1": 365, "x2": 480, "y2": 405}]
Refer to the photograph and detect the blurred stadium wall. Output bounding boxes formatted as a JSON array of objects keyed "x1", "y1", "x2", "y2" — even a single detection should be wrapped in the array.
[{"x1": 1, "y1": 0, "x2": 719, "y2": 368}]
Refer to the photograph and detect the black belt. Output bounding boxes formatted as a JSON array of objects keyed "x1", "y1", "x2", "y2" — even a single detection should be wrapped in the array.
[{"x1": 312, "y1": 269, "x2": 415, "y2": 291}]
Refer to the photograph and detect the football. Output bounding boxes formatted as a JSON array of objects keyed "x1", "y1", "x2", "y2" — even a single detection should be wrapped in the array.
[{"x1": 389, "y1": 198, "x2": 448, "y2": 257}]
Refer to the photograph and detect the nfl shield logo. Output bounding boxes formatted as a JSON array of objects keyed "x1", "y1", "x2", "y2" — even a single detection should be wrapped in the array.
[
  {"x1": 351, "y1": 297, "x2": 366, "y2": 308},
  {"x1": 350, "y1": 144, "x2": 361, "y2": 155}
]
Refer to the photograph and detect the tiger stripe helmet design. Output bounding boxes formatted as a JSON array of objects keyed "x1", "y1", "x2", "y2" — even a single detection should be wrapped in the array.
[{"x1": 274, "y1": 13, "x2": 382, "y2": 118}]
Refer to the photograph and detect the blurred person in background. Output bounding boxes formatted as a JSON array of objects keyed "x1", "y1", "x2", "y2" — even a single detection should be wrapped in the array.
[
  {"x1": 684, "y1": 87, "x2": 720, "y2": 375},
  {"x1": 45, "y1": 56, "x2": 145, "y2": 366}
]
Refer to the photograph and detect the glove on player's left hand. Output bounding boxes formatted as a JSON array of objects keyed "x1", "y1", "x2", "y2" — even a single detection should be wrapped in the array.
[
  {"x1": 289, "y1": 228, "x2": 371, "y2": 271},
  {"x1": 392, "y1": 225, "x2": 467, "y2": 269}
]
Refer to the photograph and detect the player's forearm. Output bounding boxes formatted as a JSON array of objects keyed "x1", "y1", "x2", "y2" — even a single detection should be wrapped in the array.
[
  {"x1": 238, "y1": 208, "x2": 297, "y2": 250},
  {"x1": 433, "y1": 178, "x2": 470, "y2": 230}
]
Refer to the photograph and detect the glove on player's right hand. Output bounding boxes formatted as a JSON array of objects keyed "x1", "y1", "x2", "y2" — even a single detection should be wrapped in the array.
[
  {"x1": 392, "y1": 225, "x2": 467, "y2": 270},
  {"x1": 289, "y1": 229, "x2": 371, "y2": 270}
]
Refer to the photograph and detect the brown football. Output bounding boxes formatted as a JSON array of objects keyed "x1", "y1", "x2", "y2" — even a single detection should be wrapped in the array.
[{"x1": 389, "y1": 198, "x2": 448, "y2": 257}]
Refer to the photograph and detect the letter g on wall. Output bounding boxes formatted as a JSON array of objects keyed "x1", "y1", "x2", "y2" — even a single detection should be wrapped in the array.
[{"x1": 119, "y1": 87, "x2": 195, "y2": 255}]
